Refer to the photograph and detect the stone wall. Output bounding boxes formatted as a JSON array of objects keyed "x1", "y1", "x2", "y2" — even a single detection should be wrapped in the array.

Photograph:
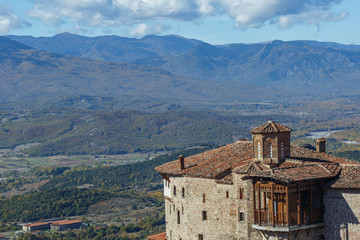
[
  {"x1": 323, "y1": 188, "x2": 360, "y2": 240},
  {"x1": 164, "y1": 175, "x2": 360, "y2": 240},
  {"x1": 165, "y1": 175, "x2": 254, "y2": 240}
]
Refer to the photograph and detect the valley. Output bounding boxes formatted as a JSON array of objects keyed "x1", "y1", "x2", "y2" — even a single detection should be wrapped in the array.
[{"x1": 0, "y1": 34, "x2": 360, "y2": 239}]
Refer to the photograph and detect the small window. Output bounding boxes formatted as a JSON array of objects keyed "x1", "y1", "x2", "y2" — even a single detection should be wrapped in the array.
[
  {"x1": 202, "y1": 211, "x2": 207, "y2": 220},
  {"x1": 226, "y1": 191, "x2": 229, "y2": 198},
  {"x1": 174, "y1": 186, "x2": 176, "y2": 196},
  {"x1": 182, "y1": 187, "x2": 185, "y2": 198},
  {"x1": 239, "y1": 188, "x2": 243, "y2": 199},
  {"x1": 239, "y1": 212, "x2": 244, "y2": 221},
  {"x1": 203, "y1": 193, "x2": 206, "y2": 203},
  {"x1": 198, "y1": 234, "x2": 203, "y2": 240},
  {"x1": 169, "y1": 205, "x2": 171, "y2": 214},
  {"x1": 281, "y1": 142, "x2": 284, "y2": 158},
  {"x1": 258, "y1": 142, "x2": 261, "y2": 158},
  {"x1": 269, "y1": 143, "x2": 272, "y2": 158},
  {"x1": 182, "y1": 205, "x2": 184, "y2": 214},
  {"x1": 177, "y1": 210, "x2": 181, "y2": 224}
]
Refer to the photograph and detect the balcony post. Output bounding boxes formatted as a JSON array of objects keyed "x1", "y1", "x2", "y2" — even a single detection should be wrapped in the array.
[
  {"x1": 286, "y1": 185, "x2": 290, "y2": 227},
  {"x1": 253, "y1": 183, "x2": 256, "y2": 224},
  {"x1": 297, "y1": 183, "x2": 301, "y2": 225},
  {"x1": 258, "y1": 183, "x2": 261, "y2": 225},
  {"x1": 310, "y1": 181, "x2": 313, "y2": 224},
  {"x1": 271, "y1": 183, "x2": 275, "y2": 227}
]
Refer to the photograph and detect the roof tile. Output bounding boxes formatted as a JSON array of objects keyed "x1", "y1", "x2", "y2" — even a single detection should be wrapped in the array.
[{"x1": 250, "y1": 121, "x2": 292, "y2": 134}]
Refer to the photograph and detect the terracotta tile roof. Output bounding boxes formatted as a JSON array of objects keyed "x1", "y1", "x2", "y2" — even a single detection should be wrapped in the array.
[
  {"x1": 234, "y1": 161, "x2": 269, "y2": 174},
  {"x1": 289, "y1": 145, "x2": 358, "y2": 165},
  {"x1": 155, "y1": 138, "x2": 360, "y2": 186},
  {"x1": 24, "y1": 222, "x2": 51, "y2": 227},
  {"x1": 147, "y1": 232, "x2": 167, "y2": 240},
  {"x1": 215, "y1": 173, "x2": 233, "y2": 184},
  {"x1": 245, "y1": 163, "x2": 341, "y2": 183},
  {"x1": 250, "y1": 121, "x2": 292, "y2": 134},
  {"x1": 327, "y1": 165, "x2": 360, "y2": 188},
  {"x1": 155, "y1": 140, "x2": 253, "y2": 179},
  {"x1": 51, "y1": 220, "x2": 82, "y2": 226}
]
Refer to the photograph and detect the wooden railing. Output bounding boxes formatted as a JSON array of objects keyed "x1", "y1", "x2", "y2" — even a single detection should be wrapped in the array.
[{"x1": 254, "y1": 209, "x2": 311, "y2": 227}]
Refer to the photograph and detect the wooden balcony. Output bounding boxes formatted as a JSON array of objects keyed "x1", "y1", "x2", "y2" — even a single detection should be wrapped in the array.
[{"x1": 252, "y1": 181, "x2": 323, "y2": 232}]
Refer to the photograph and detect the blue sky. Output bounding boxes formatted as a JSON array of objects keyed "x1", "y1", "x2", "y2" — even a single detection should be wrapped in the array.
[{"x1": 1, "y1": 0, "x2": 359, "y2": 45}]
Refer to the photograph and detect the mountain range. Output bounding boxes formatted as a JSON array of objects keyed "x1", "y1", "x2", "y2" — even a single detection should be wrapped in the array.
[
  {"x1": 2, "y1": 33, "x2": 360, "y2": 110},
  {"x1": 7, "y1": 33, "x2": 201, "y2": 63}
]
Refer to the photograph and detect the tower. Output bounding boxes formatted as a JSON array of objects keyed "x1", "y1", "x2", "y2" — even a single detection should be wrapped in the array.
[{"x1": 250, "y1": 121, "x2": 292, "y2": 163}]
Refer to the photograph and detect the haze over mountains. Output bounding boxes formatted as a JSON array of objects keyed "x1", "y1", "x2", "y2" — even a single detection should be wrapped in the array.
[
  {"x1": 2, "y1": 33, "x2": 360, "y2": 110},
  {"x1": 1, "y1": 36, "x2": 269, "y2": 107},
  {"x1": 7, "y1": 33, "x2": 202, "y2": 63}
]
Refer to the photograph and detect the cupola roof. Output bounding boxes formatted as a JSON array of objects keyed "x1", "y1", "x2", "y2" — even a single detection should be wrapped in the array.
[{"x1": 250, "y1": 121, "x2": 292, "y2": 134}]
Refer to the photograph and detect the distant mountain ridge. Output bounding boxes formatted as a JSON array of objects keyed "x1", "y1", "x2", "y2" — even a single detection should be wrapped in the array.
[
  {"x1": 135, "y1": 40, "x2": 360, "y2": 90},
  {"x1": 6, "y1": 33, "x2": 202, "y2": 62},
  {"x1": 0, "y1": 36, "x2": 276, "y2": 107},
  {"x1": 7, "y1": 33, "x2": 360, "y2": 99}
]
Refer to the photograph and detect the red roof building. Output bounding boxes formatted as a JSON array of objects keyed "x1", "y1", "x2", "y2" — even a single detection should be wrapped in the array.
[{"x1": 22, "y1": 219, "x2": 82, "y2": 232}]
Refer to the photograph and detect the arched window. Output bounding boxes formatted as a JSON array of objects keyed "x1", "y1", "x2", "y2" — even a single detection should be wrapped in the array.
[
  {"x1": 182, "y1": 187, "x2": 185, "y2": 197},
  {"x1": 269, "y1": 143, "x2": 272, "y2": 158}
]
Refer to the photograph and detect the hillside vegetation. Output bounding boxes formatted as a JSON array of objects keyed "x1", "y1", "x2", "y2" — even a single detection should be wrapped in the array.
[
  {"x1": 0, "y1": 146, "x2": 212, "y2": 224},
  {"x1": 0, "y1": 109, "x2": 249, "y2": 156}
]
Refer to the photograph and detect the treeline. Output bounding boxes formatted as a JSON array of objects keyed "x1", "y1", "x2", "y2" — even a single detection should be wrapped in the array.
[
  {"x1": 1, "y1": 107, "x2": 299, "y2": 157},
  {"x1": 17, "y1": 213, "x2": 165, "y2": 240},
  {"x1": 0, "y1": 188, "x2": 116, "y2": 223},
  {"x1": 0, "y1": 147, "x2": 212, "y2": 223},
  {"x1": 40, "y1": 145, "x2": 217, "y2": 191},
  {"x1": 0, "y1": 110, "x2": 244, "y2": 156},
  {"x1": 0, "y1": 167, "x2": 70, "y2": 193}
]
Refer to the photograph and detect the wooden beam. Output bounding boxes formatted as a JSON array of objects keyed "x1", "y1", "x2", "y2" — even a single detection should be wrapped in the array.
[
  {"x1": 258, "y1": 183, "x2": 261, "y2": 225},
  {"x1": 297, "y1": 183, "x2": 301, "y2": 225},
  {"x1": 253, "y1": 183, "x2": 256, "y2": 224},
  {"x1": 271, "y1": 183, "x2": 275, "y2": 227},
  {"x1": 286, "y1": 185, "x2": 290, "y2": 227},
  {"x1": 310, "y1": 181, "x2": 313, "y2": 224}
]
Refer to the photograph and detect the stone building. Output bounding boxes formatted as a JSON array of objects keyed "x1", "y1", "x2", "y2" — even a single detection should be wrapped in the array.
[{"x1": 150, "y1": 121, "x2": 360, "y2": 240}]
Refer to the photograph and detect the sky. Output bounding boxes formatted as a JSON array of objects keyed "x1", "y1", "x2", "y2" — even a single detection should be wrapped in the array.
[{"x1": 0, "y1": 0, "x2": 359, "y2": 45}]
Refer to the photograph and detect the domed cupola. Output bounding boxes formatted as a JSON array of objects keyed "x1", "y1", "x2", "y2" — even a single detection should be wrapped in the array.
[{"x1": 250, "y1": 121, "x2": 292, "y2": 163}]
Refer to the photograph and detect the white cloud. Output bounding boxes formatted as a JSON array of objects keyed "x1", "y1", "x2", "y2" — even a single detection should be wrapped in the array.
[
  {"x1": 26, "y1": 0, "x2": 347, "y2": 33},
  {"x1": 277, "y1": 9, "x2": 348, "y2": 29},
  {"x1": 129, "y1": 23, "x2": 170, "y2": 37},
  {"x1": 216, "y1": 0, "x2": 347, "y2": 29},
  {"x1": 0, "y1": 4, "x2": 31, "y2": 34}
]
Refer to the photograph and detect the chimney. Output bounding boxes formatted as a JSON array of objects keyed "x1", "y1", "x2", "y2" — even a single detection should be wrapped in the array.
[
  {"x1": 178, "y1": 155, "x2": 185, "y2": 170},
  {"x1": 316, "y1": 138, "x2": 326, "y2": 153}
]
